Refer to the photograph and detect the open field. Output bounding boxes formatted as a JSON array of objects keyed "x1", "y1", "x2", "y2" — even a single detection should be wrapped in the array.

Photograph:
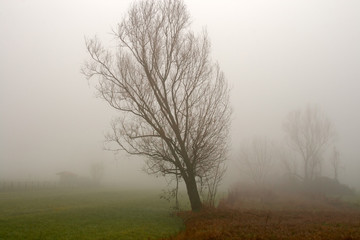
[{"x1": 0, "y1": 188, "x2": 184, "y2": 240}]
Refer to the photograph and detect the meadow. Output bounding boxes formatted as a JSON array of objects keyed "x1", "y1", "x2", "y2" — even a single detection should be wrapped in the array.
[{"x1": 0, "y1": 188, "x2": 184, "y2": 240}]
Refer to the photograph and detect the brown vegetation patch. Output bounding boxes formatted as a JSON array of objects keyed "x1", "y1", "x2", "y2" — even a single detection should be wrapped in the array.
[{"x1": 164, "y1": 207, "x2": 360, "y2": 240}]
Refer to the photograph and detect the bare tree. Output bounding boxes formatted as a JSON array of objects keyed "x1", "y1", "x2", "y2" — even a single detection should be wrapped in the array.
[
  {"x1": 283, "y1": 105, "x2": 334, "y2": 182},
  {"x1": 82, "y1": 0, "x2": 231, "y2": 211},
  {"x1": 330, "y1": 146, "x2": 341, "y2": 182},
  {"x1": 199, "y1": 159, "x2": 226, "y2": 207},
  {"x1": 239, "y1": 138, "x2": 273, "y2": 187}
]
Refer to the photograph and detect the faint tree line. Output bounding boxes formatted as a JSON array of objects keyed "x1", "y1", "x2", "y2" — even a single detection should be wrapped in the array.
[{"x1": 0, "y1": 181, "x2": 58, "y2": 192}]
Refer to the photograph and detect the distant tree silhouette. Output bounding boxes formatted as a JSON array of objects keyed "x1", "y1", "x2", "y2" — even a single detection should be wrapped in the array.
[
  {"x1": 283, "y1": 105, "x2": 335, "y2": 182},
  {"x1": 329, "y1": 146, "x2": 341, "y2": 182},
  {"x1": 239, "y1": 138, "x2": 273, "y2": 187}
]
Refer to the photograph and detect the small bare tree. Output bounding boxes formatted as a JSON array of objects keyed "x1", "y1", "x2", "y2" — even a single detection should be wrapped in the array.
[
  {"x1": 283, "y1": 105, "x2": 334, "y2": 182},
  {"x1": 330, "y1": 146, "x2": 341, "y2": 182},
  {"x1": 199, "y1": 159, "x2": 226, "y2": 207},
  {"x1": 239, "y1": 138, "x2": 273, "y2": 187},
  {"x1": 160, "y1": 172, "x2": 181, "y2": 210},
  {"x1": 82, "y1": 0, "x2": 231, "y2": 211}
]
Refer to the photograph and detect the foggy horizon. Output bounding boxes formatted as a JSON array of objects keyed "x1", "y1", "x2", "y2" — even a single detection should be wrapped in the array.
[{"x1": 1, "y1": 0, "x2": 359, "y2": 190}]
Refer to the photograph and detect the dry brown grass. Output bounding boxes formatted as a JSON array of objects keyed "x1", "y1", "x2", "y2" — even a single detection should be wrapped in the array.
[
  {"x1": 163, "y1": 207, "x2": 360, "y2": 240},
  {"x1": 163, "y1": 185, "x2": 360, "y2": 240}
]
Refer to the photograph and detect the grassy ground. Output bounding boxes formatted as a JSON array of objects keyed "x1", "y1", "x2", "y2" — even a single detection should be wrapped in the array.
[{"x1": 0, "y1": 188, "x2": 184, "y2": 240}]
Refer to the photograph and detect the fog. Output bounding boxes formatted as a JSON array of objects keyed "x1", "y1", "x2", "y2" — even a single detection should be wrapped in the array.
[{"x1": 1, "y1": 0, "x2": 359, "y2": 190}]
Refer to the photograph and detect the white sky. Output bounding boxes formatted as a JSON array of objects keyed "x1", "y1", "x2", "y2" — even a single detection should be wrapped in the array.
[{"x1": 0, "y1": 0, "x2": 359, "y2": 188}]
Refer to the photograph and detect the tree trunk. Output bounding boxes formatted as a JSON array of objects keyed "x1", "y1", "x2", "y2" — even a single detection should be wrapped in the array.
[{"x1": 184, "y1": 175, "x2": 202, "y2": 211}]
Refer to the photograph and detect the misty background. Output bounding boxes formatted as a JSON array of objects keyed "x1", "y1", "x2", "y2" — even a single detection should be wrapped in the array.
[{"x1": 1, "y1": 0, "x2": 359, "y2": 189}]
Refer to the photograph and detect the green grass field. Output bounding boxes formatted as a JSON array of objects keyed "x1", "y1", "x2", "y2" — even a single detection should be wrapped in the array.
[{"x1": 0, "y1": 188, "x2": 184, "y2": 240}]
